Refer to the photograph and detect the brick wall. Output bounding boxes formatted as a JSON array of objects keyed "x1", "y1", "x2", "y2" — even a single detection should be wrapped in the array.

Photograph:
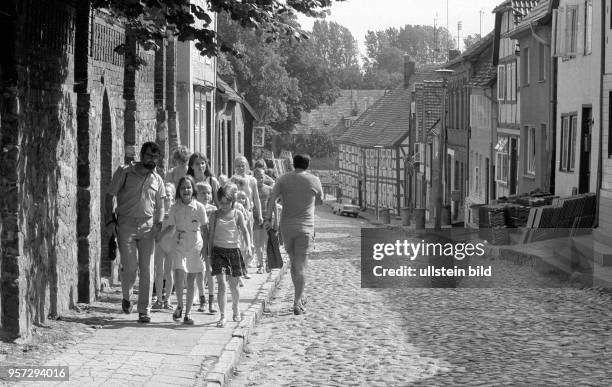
[
  {"x1": 1, "y1": 1, "x2": 164, "y2": 339},
  {"x1": 1, "y1": 0, "x2": 79, "y2": 339}
]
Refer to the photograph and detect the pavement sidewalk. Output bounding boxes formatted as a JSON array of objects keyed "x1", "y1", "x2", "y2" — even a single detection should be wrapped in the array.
[{"x1": 41, "y1": 257, "x2": 289, "y2": 386}]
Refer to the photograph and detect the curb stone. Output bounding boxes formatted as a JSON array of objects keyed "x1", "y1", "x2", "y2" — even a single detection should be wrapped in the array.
[{"x1": 201, "y1": 259, "x2": 290, "y2": 386}]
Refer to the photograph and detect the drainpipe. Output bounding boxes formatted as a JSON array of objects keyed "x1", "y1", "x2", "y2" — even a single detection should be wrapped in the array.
[{"x1": 596, "y1": 3, "x2": 605, "y2": 227}]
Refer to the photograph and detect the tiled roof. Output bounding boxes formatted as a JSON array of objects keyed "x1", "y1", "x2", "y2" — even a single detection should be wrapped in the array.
[
  {"x1": 510, "y1": 0, "x2": 550, "y2": 36},
  {"x1": 336, "y1": 87, "x2": 411, "y2": 147},
  {"x1": 294, "y1": 89, "x2": 387, "y2": 137},
  {"x1": 469, "y1": 60, "x2": 497, "y2": 87},
  {"x1": 512, "y1": 0, "x2": 541, "y2": 24},
  {"x1": 492, "y1": 0, "x2": 540, "y2": 24}
]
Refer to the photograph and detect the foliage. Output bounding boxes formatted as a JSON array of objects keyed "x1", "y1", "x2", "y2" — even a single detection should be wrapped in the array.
[
  {"x1": 362, "y1": 24, "x2": 455, "y2": 89},
  {"x1": 463, "y1": 34, "x2": 482, "y2": 50},
  {"x1": 275, "y1": 131, "x2": 338, "y2": 158},
  {"x1": 91, "y1": 0, "x2": 345, "y2": 57},
  {"x1": 218, "y1": 12, "x2": 344, "y2": 133}
]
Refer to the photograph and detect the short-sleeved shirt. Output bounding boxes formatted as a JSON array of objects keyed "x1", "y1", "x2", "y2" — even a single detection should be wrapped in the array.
[
  {"x1": 108, "y1": 162, "x2": 165, "y2": 222},
  {"x1": 272, "y1": 170, "x2": 323, "y2": 229},
  {"x1": 167, "y1": 200, "x2": 208, "y2": 233}
]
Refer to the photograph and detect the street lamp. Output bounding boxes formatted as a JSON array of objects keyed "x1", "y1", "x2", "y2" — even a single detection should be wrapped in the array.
[
  {"x1": 374, "y1": 145, "x2": 383, "y2": 220},
  {"x1": 434, "y1": 68, "x2": 454, "y2": 230}
]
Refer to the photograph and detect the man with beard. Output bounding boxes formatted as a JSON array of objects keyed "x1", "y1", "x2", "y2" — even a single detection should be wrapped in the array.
[{"x1": 105, "y1": 142, "x2": 166, "y2": 323}]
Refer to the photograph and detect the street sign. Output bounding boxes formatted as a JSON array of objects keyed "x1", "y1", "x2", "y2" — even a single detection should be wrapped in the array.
[{"x1": 253, "y1": 126, "x2": 265, "y2": 147}]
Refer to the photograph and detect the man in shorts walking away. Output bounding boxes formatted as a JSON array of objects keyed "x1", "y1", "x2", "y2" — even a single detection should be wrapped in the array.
[
  {"x1": 105, "y1": 142, "x2": 166, "y2": 323},
  {"x1": 264, "y1": 154, "x2": 323, "y2": 315}
]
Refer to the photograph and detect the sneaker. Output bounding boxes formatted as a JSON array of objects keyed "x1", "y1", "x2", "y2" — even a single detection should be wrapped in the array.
[
  {"x1": 172, "y1": 306, "x2": 183, "y2": 321},
  {"x1": 243, "y1": 274, "x2": 252, "y2": 279},
  {"x1": 163, "y1": 301, "x2": 173, "y2": 310},
  {"x1": 183, "y1": 315, "x2": 194, "y2": 325},
  {"x1": 138, "y1": 313, "x2": 151, "y2": 323},
  {"x1": 233, "y1": 312, "x2": 242, "y2": 322},
  {"x1": 152, "y1": 295, "x2": 158, "y2": 304},
  {"x1": 256, "y1": 266, "x2": 264, "y2": 274},
  {"x1": 151, "y1": 301, "x2": 163, "y2": 310},
  {"x1": 293, "y1": 304, "x2": 306, "y2": 316},
  {"x1": 122, "y1": 299, "x2": 133, "y2": 314}
]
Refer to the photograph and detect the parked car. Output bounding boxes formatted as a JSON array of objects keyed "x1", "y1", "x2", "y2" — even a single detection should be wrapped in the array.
[{"x1": 332, "y1": 201, "x2": 360, "y2": 217}]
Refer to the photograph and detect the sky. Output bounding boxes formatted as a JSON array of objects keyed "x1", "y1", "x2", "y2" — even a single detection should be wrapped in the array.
[{"x1": 297, "y1": 0, "x2": 503, "y2": 57}]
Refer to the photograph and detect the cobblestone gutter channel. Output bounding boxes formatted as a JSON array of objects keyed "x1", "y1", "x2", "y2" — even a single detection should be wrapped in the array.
[{"x1": 198, "y1": 259, "x2": 290, "y2": 386}]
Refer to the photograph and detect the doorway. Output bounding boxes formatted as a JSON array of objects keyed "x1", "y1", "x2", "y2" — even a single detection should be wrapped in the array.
[
  {"x1": 100, "y1": 92, "x2": 113, "y2": 277},
  {"x1": 509, "y1": 137, "x2": 518, "y2": 195},
  {"x1": 579, "y1": 106, "x2": 592, "y2": 194}
]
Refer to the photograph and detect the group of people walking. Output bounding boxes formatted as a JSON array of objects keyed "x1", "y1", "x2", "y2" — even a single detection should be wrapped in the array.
[{"x1": 105, "y1": 142, "x2": 323, "y2": 327}]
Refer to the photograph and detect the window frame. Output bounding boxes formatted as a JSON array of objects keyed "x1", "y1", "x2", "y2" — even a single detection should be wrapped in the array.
[
  {"x1": 522, "y1": 46, "x2": 530, "y2": 86},
  {"x1": 585, "y1": 0, "x2": 592, "y2": 55},
  {"x1": 497, "y1": 65, "x2": 506, "y2": 101},
  {"x1": 560, "y1": 113, "x2": 578, "y2": 172},
  {"x1": 566, "y1": 5, "x2": 578, "y2": 55},
  {"x1": 538, "y1": 42, "x2": 546, "y2": 81},
  {"x1": 526, "y1": 126, "x2": 536, "y2": 175},
  {"x1": 495, "y1": 137, "x2": 509, "y2": 183}
]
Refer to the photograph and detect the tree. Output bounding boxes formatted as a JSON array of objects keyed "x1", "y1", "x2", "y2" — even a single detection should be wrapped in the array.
[
  {"x1": 218, "y1": 12, "x2": 340, "y2": 134},
  {"x1": 308, "y1": 20, "x2": 362, "y2": 89},
  {"x1": 463, "y1": 34, "x2": 482, "y2": 50},
  {"x1": 361, "y1": 24, "x2": 455, "y2": 89},
  {"x1": 90, "y1": 0, "x2": 344, "y2": 57}
]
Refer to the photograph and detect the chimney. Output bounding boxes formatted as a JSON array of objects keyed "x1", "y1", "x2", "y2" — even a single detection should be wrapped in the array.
[
  {"x1": 404, "y1": 55, "x2": 416, "y2": 88},
  {"x1": 448, "y1": 49, "x2": 461, "y2": 61}
]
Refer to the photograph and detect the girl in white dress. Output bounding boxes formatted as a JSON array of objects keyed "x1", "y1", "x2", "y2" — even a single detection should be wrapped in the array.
[{"x1": 158, "y1": 175, "x2": 208, "y2": 325}]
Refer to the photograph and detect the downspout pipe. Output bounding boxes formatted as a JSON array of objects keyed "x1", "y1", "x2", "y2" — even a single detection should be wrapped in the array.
[{"x1": 596, "y1": 2, "x2": 605, "y2": 227}]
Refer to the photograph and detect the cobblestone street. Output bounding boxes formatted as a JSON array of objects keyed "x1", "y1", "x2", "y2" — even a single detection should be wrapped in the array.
[{"x1": 229, "y1": 206, "x2": 612, "y2": 386}]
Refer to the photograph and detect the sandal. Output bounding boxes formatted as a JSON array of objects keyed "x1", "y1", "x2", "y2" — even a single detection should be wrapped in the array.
[
  {"x1": 172, "y1": 306, "x2": 183, "y2": 321},
  {"x1": 216, "y1": 315, "x2": 226, "y2": 328}
]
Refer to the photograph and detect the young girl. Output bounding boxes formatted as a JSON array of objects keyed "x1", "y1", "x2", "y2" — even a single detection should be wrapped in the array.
[
  {"x1": 208, "y1": 184, "x2": 253, "y2": 327},
  {"x1": 158, "y1": 176, "x2": 208, "y2": 325},
  {"x1": 195, "y1": 181, "x2": 218, "y2": 314},
  {"x1": 153, "y1": 182, "x2": 176, "y2": 310}
]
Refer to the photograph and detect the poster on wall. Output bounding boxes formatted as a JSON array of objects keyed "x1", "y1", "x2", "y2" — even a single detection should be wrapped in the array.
[{"x1": 252, "y1": 126, "x2": 266, "y2": 147}]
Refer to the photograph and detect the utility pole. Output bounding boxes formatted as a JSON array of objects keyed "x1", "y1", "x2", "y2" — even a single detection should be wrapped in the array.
[{"x1": 479, "y1": 9, "x2": 484, "y2": 37}]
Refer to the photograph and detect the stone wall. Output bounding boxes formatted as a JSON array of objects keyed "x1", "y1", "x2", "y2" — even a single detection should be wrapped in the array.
[{"x1": 1, "y1": 0, "x2": 79, "y2": 339}]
